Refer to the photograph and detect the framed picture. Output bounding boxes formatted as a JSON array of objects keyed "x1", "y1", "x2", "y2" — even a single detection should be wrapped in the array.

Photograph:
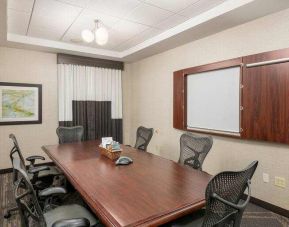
[{"x1": 0, "y1": 82, "x2": 42, "y2": 125}]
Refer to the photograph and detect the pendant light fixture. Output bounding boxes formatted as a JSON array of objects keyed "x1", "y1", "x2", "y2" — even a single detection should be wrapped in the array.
[{"x1": 81, "y1": 20, "x2": 108, "y2": 45}]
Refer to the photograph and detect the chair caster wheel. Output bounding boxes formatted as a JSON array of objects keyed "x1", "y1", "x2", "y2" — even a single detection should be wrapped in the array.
[{"x1": 4, "y1": 212, "x2": 11, "y2": 219}]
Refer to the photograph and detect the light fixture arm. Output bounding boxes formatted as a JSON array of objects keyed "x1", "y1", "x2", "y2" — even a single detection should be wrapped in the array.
[{"x1": 94, "y1": 19, "x2": 100, "y2": 32}]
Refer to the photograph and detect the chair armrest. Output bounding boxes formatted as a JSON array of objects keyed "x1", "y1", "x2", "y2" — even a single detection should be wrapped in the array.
[
  {"x1": 26, "y1": 155, "x2": 45, "y2": 161},
  {"x1": 214, "y1": 210, "x2": 238, "y2": 226},
  {"x1": 212, "y1": 180, "x2": 251, "y2": 211},
  {"x1": 28, "y1": 165, "x2": 50, "y2": 174},
  {"x1": 52, "y1": 218, "x2": 90, "y2": 227},
  {"x1": 26, "y1": 155, "x2": 45, "y2": 167},
  {"x1": 39, "y1": 187, "x2": 67, "y2": 197}
]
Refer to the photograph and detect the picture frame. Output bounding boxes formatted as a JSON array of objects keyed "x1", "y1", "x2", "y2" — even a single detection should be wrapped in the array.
[{"x1": 0, "y1": 82, "x2": 42, "y2": 125}]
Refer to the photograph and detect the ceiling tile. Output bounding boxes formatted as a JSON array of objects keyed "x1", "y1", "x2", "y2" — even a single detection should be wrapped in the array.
[
  {"x1": 115, "y1": 27, "x2": 161, "y2": 51},
  {"x1": 178, "y1": 0, "x2": 227, "y2": 18},
  {"x1": 102, "y1": 34, "x2": 128, "y2": 48},
  {"x1": 7, "y1": 9, "x2": 30, "y2": 35},
  {"x1": 8, "y1": 0, "x2": 34, "y2": 13},
  {"x1": 29, "y1": 0, "x2": 82, "y2": 38},
  {"x1": 143, "y1": 0, "x2": 199, "y2": 13},
  {"x1": 55, "y1": 0, "x2": 90, "y2": 8},
  {"x1": 110, "y1": 19, "x2": 149, "y2": 40},
  {"x1": 87, "y1": 0, "x2": 141, "y2": 18},
  {"x1": 125, "y1": 3, "x2": 173, "y2": 26},
  {"x1": 155, "y1": 14, "x2": 188, "y2": 30}
]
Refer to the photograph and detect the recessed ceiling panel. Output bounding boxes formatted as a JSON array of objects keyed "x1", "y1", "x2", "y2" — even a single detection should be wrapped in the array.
[
  {"x1": 28, "y1": 0, "x2": 82, "y2": 39},
  {"x1": 110, "y1": 19, "x2": 150, "y2": 40},
  {"x1": 29, "y1": 26, "x2": 64, "y2": 41},
  {"x1": 125, "y1": 3, "x2": 173, "y2": 26},
  {"x1": 87, "y1": 0, "x2": 141, "y2": 18},
  {"x1": 8, "y1": 0, "x2": 34, "y2": 13},
  {"x1": 115, "y1": 27, "x2": 161, "y2": 51},
  {"x1": 7, "y1": 9, "x2": 30, "y2": 35},
  {"x1": 142, "y1": 0, "x2": 199, "y2": 13},
  {"x1": 179, "y1": 0, "x2": 227, "y2": 18},
  {"x1": 56, "y1": 0, "x2": 90, "y2": 8},
  {"x1": 155, "y1": 14, "x2": 188, "y2": 30}
]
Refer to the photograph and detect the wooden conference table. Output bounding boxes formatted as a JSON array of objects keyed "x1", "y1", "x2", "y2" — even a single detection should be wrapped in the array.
[{"x1": 42, "y1": 140, "x2": 211, "y2": 227}]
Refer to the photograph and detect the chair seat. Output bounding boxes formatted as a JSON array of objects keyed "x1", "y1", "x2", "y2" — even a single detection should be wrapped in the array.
[
  {"x1": 44, "y1": 204, "x2": 98, "y2": 227},
  {"x1": 169, "y1": 209, "x2": 205, "y2": 227},
  {"x1": 38, "y1": 166, "x2": 62, "y2": 178}
]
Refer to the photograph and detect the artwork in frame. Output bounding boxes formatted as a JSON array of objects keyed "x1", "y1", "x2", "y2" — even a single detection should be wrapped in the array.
[{"x1": 0, "y1": 82, "x2": 42, "y2": 125}]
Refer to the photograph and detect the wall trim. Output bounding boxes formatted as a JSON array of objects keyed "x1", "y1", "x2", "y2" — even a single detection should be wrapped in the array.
[
  {"x1": 0, "y1": 162, "x2": 54, "y2": 174},
  {"x1": 249, "y1": 196, "x2": 289, "y2": 218}
]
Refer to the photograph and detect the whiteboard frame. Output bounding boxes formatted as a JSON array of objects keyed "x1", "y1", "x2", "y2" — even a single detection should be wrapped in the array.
[
  {"x1": 186, "y1": 66, "x2": 242, "y2": 136},
  {"x1": 183, "y1": 60, "x2": 243, "y2": 138}
]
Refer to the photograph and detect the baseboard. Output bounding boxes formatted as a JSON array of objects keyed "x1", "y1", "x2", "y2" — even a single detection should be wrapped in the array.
[
  {"x1": 249, "y1": 196, "x2": 289, "y2": 218},
  {"x1": 0, "y1": 162, "x2": 55, "y2": 174}
]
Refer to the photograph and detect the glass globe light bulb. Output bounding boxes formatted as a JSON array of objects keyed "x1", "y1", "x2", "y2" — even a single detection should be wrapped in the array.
[
  {"x1": 81, "y1": 29, "x2": 94, "y2": 43},
  {"x1": 95, "y1": 27, "x2": 108, "y2": 45}
]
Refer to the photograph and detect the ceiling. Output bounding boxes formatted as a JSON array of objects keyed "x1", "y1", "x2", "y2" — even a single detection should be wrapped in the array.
[
  {"x1": 7, "y1": 0, "x2": 227, "y2": 51},
  {"x1": 1, "y1": 0, "x2": 289, "y2": 61}
]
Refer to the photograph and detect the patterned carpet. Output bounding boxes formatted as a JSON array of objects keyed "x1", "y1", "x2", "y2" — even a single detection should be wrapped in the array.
[{"x1": 1, "y1": 172, "x2": 288, "y2": 227}]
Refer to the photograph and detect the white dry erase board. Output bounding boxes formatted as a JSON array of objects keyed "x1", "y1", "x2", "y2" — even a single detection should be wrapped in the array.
[{"x1": 186, "y1": 66, "x2": 240, "y2": 135}]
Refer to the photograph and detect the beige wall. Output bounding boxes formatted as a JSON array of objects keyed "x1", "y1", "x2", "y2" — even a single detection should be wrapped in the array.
[
  {"x1": 0, "y1": 47, "x2": 58, "y2": 169},
  {"x1": 123, "y1": 8, "x2": 289, "y2": 210}
]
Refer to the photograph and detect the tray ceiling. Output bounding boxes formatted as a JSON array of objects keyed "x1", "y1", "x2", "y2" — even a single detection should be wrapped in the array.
[{"x1": 2, "y1": 0, "x2": 289, "y2": 61}]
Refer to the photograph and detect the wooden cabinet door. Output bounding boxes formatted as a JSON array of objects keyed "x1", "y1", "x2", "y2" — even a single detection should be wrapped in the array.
[{"x1": 242, "y1": 60, "x2": 289, "y2": 143}]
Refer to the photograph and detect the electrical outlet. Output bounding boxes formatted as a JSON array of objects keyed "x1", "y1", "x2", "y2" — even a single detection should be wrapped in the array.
[
  {"x1": 263, "y1": 173, "x2": 269, "y2": 183},
  {"x1": 274, "y1": 177, "x2": 286, "y2": 188}
]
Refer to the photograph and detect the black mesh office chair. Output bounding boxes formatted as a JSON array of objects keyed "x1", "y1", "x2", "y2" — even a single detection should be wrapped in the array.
[
  {"x1": 134, "y1": 126, "x2": 154, "y2": 151},
  {"x1": 179, "y1": 133, "x2": 213, "y2": 170},
  {"x1": 56, "y1": 126, "x2": 84, "y2": 144},
  {"x1": 168, "y1": 161, "x2": 258, "y2": 227},
  {"x1": 9, "y1": 134, "x2": 61, "y2": 186},
  {"x1": 4, "y1": 134, "x2": 63, "y2": 219},
  {"x1": 12, "y1": 156, "x2": 98, "y2": 227}
]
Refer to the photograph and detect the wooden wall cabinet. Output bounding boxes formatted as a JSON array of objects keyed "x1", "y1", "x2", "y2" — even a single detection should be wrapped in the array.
[{"x1": 174, "y1": 48, "x2": 289, "y2": 144}]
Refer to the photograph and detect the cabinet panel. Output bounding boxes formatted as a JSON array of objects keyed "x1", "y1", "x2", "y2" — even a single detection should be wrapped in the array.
[
  {"x1": 173, "y1": 70, "x2": 186, "y2": 130},
  {"x1": 242, "y1": 61, "x2": 289, "y2": 143}
]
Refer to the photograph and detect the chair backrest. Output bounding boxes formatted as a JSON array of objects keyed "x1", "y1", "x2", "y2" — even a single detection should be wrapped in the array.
[
  {"x1": 179, "y1": 133, "x2": 213, "y2": 170},
  {"x1": 12, "y1": 156, "x2": 45, "y2": 227},
  {"x1": 202, "y1": 161, "x2": 258, "y2": 227},
  {"x1": 56, "y1": 126, "x2": 84, "y2": 144},
  {"x1": 134, "y1": 126, "x2": 153, "y2": 151},
  {"x1": 9, "y1": 134, "x2": 28, "y2": 184},
  {"x1": 9, "y1": 134, "x2": 26, "y2": 167}
]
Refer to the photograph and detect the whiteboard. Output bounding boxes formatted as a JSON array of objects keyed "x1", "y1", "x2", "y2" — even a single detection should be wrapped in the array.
[{"x1": 186, "y1": 67, "x2": 240, "y2": 133}]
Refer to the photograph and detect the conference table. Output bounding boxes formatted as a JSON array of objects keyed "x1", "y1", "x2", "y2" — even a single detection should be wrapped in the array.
[{"x1": 42, "y1": 140, "x2": 211, "y2": 227}]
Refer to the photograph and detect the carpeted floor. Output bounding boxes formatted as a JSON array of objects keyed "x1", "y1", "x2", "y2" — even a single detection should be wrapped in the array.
[{"x1": 1, "y1": 172, "x2": 288, "y2": 227}]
